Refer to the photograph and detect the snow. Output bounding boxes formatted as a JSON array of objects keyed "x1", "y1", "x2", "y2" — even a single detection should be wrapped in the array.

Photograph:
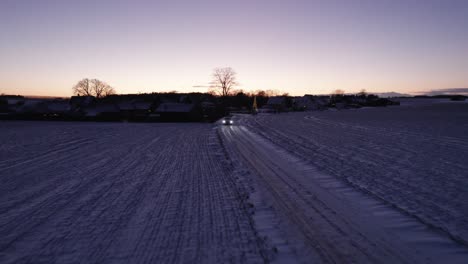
[
  {"x1": 0, "y1": 122, "x2": 270, "y2": 263},
  {"x1": 235, "y1": 100, "x2": 468, "y2": 256},
  {"x1": 2, "y1": 99, "x2": 468, "y2": 263},
  {"x1": 219, "y1": 122, "x2": 468, "y2": 263}
]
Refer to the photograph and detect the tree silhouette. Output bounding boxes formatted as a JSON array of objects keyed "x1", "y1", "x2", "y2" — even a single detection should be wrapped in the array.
[
  {"x1": 209, "y1": 67, "x2": 238, "y2": 97},
  {"x1": 73, "y1": 78, "x2": 116, "y2": 98},
  {"x1": 333, "y1": 89, "x2": 345, "y2": 96}
]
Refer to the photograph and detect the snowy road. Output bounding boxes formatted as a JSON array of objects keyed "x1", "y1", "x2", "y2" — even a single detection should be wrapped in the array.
[
  {"x1": 0, "y1": 122, "x2": 269, "y2": 263},
  {"x1": 242, "y1": 101, "x2": 468, "y2": 247},
  {"x1": 219, "y1": 122, "x2": 468, "y2": 263}
]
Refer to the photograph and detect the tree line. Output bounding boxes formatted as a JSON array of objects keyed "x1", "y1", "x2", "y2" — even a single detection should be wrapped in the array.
[{"x1": 72, "y1": 67, "x2": 289, "y2": 100}]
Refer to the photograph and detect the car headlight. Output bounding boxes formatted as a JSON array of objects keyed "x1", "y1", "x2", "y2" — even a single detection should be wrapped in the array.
[
  {"x1": 222, "y1": 120, "x2": 226, "y2": 124},
  {"x1": 229, "y1": 120, "x2": 233, "y2": 124}
]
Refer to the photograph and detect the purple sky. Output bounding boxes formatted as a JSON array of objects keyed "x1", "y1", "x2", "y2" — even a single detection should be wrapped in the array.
[{"x1": 1, "y1": 0, "x2": 467, "y2": 96}]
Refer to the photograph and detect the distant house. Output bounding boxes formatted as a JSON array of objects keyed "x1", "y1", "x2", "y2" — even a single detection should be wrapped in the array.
[
  {"x1": 117, "y1": 100, "x2": 134, "y2": 112},
  {"x1": 41, "y1": 100, "x2": 71, "y2": 118},
  {"x1": 0, "y1": 97, "x2": 73, "y2": 119},
  {"x1": 315, "y1": 96, "x2": 331, "y2": 106},
  {"x1": 14, "y1": 99, "x2": 45, "y2": 115},
  {"x1": 0, "y1": 96, "x2": 24, "y2": 115},
  {"x1": 69, "y1": 96, "x2": 95, "y2": 118},
  {"x1": 3, "y1": 96, "x2": 25, "y2": 107},
  {"x1": 350, "y1": 96, "x2": 367, "y2": 106},
  {"x1": 117, "y1": 100, "x2": 134, "y2": 120},
  {"x1": 70, "y1": 96, "x2": 95, "y2": 110},
  {"x1": 117, "y1": 99, "x2": 153, "y2": 121},
  {"x1": 201, "y1": 101, "x2": 215, "y2": 110},
  {"x1": 132, "y1": 101, "x2": 153, "y2": 120},
  {"x1": 154, "y1": 103, "x2": 200, "y2": 121},
  {"x1": 267, "y1": 96, "x2": 286, "y2": 105},
  {"x1": 0, "y1": 97, "x2": 16, "y2": 117},
  {"x1": 265, "y1": 96, "x2": 287, "y2": 113},
  {"x1": 199, "y1": 101, "x2": 220, "y2": 121},
  {"x1": 293, "y1": 95, "x2": 327, "y2": 111},
  {"x1": 84, "y1": 104, "x2": 120, "y2": 121}
]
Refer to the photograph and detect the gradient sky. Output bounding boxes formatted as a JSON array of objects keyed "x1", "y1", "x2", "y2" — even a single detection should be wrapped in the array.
[{"x1": 1, "y1": 0, "x2": 467, "y2": 96}]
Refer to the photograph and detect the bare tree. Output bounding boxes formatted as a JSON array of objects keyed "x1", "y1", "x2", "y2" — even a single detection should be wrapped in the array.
[
  {"x1": 73, "y1": 79, "x2": 92, "y2": 97},
  {"x1": 357, "y1": 89, "x2": 367, "y2": 98},
  {"x1": 209, "y1": 67, "x2": 238, "y2": 96},
  {"x1": 91, "y1": 79, "x2": 115, "y2": 98},
  {"x1": 331, "y1": 89, "x2": 345, "y2": 104},
  {"x1": 333, "y1": 89, "x2": 345, "y2": 96},
  {"x1": 73, "y1": 78, "x2": 116, "y2": 98}
]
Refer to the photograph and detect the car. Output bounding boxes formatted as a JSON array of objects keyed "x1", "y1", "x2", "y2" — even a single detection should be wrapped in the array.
[{"x1": 222, "y1": 116, "x2": 234, "y2": 125}]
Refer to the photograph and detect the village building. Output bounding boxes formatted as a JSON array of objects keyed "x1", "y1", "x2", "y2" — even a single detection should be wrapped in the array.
[{"x1": 154, "y1": 103, "x2": 200, "y2": 121}]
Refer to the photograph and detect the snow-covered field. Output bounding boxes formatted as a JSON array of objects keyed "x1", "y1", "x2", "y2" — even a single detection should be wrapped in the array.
[
  {"x1": 240, "y1": 100, "x2": 468, "y2": 248},
  {"x1": 2, "y1": 99, "x2": 468, "y2": 263},
  {"x1": 0, "y1": 122, "x2": 270, "y2": 263}
]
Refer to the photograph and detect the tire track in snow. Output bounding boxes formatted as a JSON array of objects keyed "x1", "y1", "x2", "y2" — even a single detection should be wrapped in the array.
[
  {"x1": 0, "y1": 133, "x2": 159, "y2": 258},
  {"x1": 0, "y1": 122, "x2": 270, "y2": 263},
  {"x1": 221, "y1": 126, "x2": 407, "y2": 263},
  {"x1": 246, "y1": 112, "x2": 468, "y2": 245},
  {"x1": 221, "y1": 123, "x2": 468, "y2": 263}
]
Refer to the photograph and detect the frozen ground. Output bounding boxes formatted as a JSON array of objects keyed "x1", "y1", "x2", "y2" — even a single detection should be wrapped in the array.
[
  {"x1": 2, "y1": 99, "x2": 468, "y2": 263},
  {"x1": 220, "y1": 123, "x2": 468, "y2": 263},
  {"x1": 0, "y1": 122, "x2": 270, "y2": 263},
  {"x1": 234, "y1": 99, "x2": 468, "y2": 257}
]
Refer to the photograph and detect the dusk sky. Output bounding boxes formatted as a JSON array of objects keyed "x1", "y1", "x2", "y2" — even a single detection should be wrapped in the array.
[{"x1": 1, "y1": 0, "x2": 467, "y2": 97}]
